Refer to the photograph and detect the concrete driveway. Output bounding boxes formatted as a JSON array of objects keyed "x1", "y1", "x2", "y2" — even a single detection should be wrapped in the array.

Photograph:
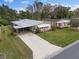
[{"x1": 18, "y1": 32, "x2": 62, "y2": 59}]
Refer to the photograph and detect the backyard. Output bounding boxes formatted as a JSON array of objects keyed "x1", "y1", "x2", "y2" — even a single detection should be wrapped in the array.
[
  {"x1": 0, "y1": 26, "x2": 33, "y2": 59},
  {"x1": 38, "y1": 28, "x2": 79, "y2": 47}
]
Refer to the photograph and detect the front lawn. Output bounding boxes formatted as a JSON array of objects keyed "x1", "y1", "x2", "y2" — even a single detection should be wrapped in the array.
[
  {"x1": 38, "y1": 28, "x2": 79, "y2": 47},
  {"x1": 0, "y1": 26, "x2": 33, "y2": 59}
]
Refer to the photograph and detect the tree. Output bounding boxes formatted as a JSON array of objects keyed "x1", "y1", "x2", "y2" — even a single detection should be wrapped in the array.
[
  {"x1": 42, "y1": 4, "x2": 51, "y2": 19},
  {"x1": 26, "y1": 0, "x2": 43, "y2": 20},
  {"x1": 0, "y1": 4, "x2": 18, "y2": 25},
  {"x1": 33, "y1": 0, "x2": 43, "y2": 20},
  {"x1": 73, "y1": 8, "x2": 79, "y2": 18},
  {"x1": 0, "y1": 17, "x2": 9, "y2": 25},
  {"x1": 19, "y1": 10, "x2": 32, "y2": 19},
  {"x1": 51, "y1": 5, "x2": 71, "y2": 19},
  {"x1": 0, "y1": 4, "x2": 17, "y2": 20},
  {"x1": 70, "y1": 18, "x2": 79, "y2": 27},
  {"x1": 26, "y1": 5, "x2": 34, "y2": 19},
  {"x1": 68, "y1": 11, "x2": 74, "y2": 18}
]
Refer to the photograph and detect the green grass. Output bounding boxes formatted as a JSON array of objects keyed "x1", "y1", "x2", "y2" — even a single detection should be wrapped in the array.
[
  {"x1": 0, "y1": 26, "x2": 33, "y2": 59},
  {"x1": 38, "y1": 28, "x2": 79, "y2": 47}
]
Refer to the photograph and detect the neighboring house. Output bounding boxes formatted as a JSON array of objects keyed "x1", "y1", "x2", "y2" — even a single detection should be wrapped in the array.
[
  {"x1": 37, "y1": 24, "x2": 51, "y2": 32},
  {"x1": 42, "y1": 19, "x2": 71, "y2": 28},
  {"x1": 11, "y1": 19, "x2": 42, "y2": 33},
  {"x1": 56, "y1": 19, "x2": 70, "y2": 28},
  {"x1": 47, "y1": 40, "x2": 79, "y2": 59}
]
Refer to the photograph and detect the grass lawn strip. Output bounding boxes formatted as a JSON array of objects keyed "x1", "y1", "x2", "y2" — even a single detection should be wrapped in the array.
[
  {"x1": 38, "y1": 28, "x2": 79, "y2": 47},
  {"x1": 0, "y1": 26, "x2": 33, "y2": 59}
]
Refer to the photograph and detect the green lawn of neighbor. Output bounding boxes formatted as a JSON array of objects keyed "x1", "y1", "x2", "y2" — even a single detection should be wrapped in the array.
[
  {"x1": 0, "y1": 26, "x2": 33, "y2": 59},
  {"x1": 38, "y1": 28, "x2": 79, "y2": 47}
]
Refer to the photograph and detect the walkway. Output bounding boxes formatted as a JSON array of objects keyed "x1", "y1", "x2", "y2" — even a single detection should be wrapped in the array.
[{"x1": 18, "y1": 32, "x2": 62, "y2": 59}]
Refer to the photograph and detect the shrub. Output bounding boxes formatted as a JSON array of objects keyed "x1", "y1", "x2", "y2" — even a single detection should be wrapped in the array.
[
  {"x1": 51, "y1": 26, "x2": 56, "y2": 31},
  {"x1": 70, "y1": 18, "x2": 79, "y2": 27},
  {"x1": 0, "y1": 17, "x2": 9, "y2": 25},
  {"x1": 35, "y1": 29, "x2": 41, "y2": 33}
]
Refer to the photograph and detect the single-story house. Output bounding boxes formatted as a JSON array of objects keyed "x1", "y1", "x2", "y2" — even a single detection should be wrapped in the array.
[
  {"x1": 42, "y1": 19, "x2": 71, "y2": 28},
  {"x1": 56, "y1": 19, "x2": 70, "y2": 28},
  {"x1": 11, "y1": 19, "x2": 42, "y2": 33},
  {"x1": 37, "y1": 24, "x2": 51, "y2": 32},
  {"x1": 11, "y1": 19, "x2": 52, "y2": 33}
]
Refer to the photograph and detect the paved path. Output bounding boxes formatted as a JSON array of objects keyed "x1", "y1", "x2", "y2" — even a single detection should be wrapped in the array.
[{"x1": 18, "y1": 33, "x2": 62, "y2": 59}]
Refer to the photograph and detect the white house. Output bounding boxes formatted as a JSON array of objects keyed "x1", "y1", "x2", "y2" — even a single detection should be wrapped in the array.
[
  {"x1": 56, "y1": 19, "x2": 70, "y2": 28},
  {"x1": 11, "y1": 19, "x2": 51, "y2": 33},
  {"x1": 37, "y1": 24, "x2": 51, "y2": 32},
  {"x1": 11, "y1": 19, "x2": 42, "y2": 33}
]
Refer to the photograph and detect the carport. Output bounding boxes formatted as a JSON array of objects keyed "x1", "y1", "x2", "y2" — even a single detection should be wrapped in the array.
[{"x1": 11, "y1": 19, "x2": 42, "y2": 33}]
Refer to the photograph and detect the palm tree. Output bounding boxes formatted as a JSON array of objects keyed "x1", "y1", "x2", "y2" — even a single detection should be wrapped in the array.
[
  {"x1": 27, "y1": 5, "x2": 33, "y2": 19},
  {"x1": 33, "y1": 0, "x2": 43, "y2": 20}
]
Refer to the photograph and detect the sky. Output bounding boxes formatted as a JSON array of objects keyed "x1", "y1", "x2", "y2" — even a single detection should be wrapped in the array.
[{"x1": 0, "y1": 0, "x2": 79, "y2": 11}]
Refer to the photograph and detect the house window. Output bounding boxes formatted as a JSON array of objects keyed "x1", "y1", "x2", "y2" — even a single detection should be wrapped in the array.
[{"x1": 59, "y1": 23, "x2": 62, "y2": 26}]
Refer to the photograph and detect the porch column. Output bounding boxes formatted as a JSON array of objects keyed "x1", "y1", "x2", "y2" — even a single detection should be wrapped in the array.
[
  {"x1": 23, "y1": 28, "x2": 24, "y2": 33},
  {"x1": 16, "y1": 29, "x2": 19, "y2": 33}
]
